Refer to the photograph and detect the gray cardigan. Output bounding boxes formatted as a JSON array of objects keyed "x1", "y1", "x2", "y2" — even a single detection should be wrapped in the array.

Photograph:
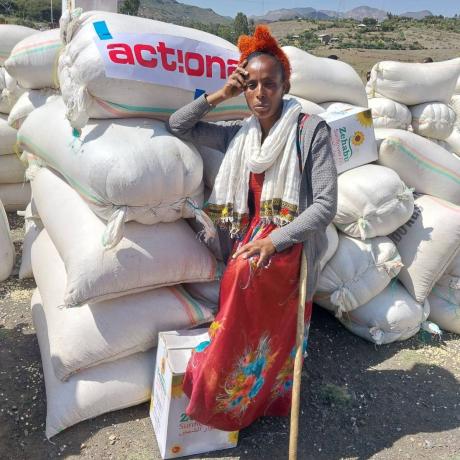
[{"x1": 166, "y1": 95, "x2": 337, "y2": 299}]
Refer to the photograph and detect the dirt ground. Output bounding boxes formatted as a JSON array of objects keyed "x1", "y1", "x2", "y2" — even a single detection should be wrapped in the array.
[{"x1": 1, "y1": 213, "x2": 460, "y2": 460}]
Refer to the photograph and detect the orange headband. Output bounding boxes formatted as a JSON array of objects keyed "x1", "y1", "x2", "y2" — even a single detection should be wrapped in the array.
[{"x1": 237, "y1": 25, "x2": 291, "y2": 82}]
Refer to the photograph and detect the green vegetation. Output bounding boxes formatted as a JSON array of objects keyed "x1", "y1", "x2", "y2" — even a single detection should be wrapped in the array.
[{"x1": 0, "y1": 0, "x2": 60, "y2": 27}]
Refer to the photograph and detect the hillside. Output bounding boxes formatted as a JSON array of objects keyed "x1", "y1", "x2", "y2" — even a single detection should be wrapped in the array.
[{"x1": 139, "y1": 0, "x2": 232, "y2": 24}]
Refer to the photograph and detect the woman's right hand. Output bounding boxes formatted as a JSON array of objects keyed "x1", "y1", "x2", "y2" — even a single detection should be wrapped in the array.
[{"x1": 206, "y1": 60, "x2": 248, "y2": 106}]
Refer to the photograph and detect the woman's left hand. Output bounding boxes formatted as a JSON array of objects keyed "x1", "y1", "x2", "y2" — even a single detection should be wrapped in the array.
[{"x1": 232, "y1": 237, "x2": 276, "y2": 269}]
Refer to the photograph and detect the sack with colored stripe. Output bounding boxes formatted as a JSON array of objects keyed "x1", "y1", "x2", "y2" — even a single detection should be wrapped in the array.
[
  {"x1": 0, "y1": 198, "x2": 15, "y2": 282},
  {"x1": 18, "y1": 201, "x2": 42, "y2": 279},
  {"x1": 389, "y1": 194, "x2": 460, "y2": 303},
  {"x1": 19, "y1": 98, "x2": 206, "y2": 248},
  {"x1": 376, "y1": 128, "x2": 460, "y2": 205},
  {"x1": 339, "y1": 282, "x2": 430, "y2": 344},
  {"x1": 283, "y1": 46, "x2": 367, "y2": 107},
  {"x1": 32, "y1": 229, "x2": 213, "y2": 381},
  {"x1": 31, "y1": 167, "x2": 219, "y2": 307},
  {"x1": 368, "y1": 97, "x2": 412, "y2": 130},
  {"x1": 58, "y1": 10, "x2": 249, "y2": 129},
  {"x1": 0, "y1": 24, "x2": 36, "y2": 65},
  {"x1": 5, "y1": 29, "x2": 61, "y2": 90},
  {"x1": 334, "y1": 164, "x2": 414, "y2": 240},
  {"x1": 315, "y1": 234, "x2": 402, "y2": 317},
  {"x1": 367, "y1": 59, "x2": 460, "y2": 105},
  {"x1": 410, "y1": 102, "x2": 456, "y2": 141},
  {"x1": 32, "y1": 290, "x2": 155, "y2": 438}
]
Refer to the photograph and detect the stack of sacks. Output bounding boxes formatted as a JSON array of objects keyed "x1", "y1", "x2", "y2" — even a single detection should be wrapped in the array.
[
  {"x1": 367, "y1": 59, "x2": 460, "y2": 154},
  {"x1": 23, "y1": 10, "x2": 266, "y2": 436},
  {"x1": 447, "y1": 75, "x2": 460, "y2": 156},
  {"x1": 5, "y1": 28, "x2": 62, "y2": 129},
  {"x1": 0, "y1": 198, "x2": 15, "y2": 281}
]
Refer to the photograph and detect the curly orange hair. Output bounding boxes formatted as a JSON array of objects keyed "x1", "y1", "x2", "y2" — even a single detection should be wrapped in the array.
[{"x1": 237, "y1": 25, "x2": 291, "y2": 82}]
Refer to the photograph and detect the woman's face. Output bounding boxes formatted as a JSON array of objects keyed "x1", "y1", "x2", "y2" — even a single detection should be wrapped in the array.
[{"x1": 244, "y1": 54, "x2": 288, "y2": 126}]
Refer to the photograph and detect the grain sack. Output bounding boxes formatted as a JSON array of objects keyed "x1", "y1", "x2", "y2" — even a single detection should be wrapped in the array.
[
  {"x1": 18, "y1": 201, "x2": 42, "y2": 279},
  {"x1": 320, "y1": 102, "x2": 357, "y2": 112},
  {"x1": 376, "y1": 128, "x2": 460, "y2": 205},
  {"x1": 428, "y1": 287, "x2": 460, "y2": 334},
  {"x1": 5, "y1": 29, "x2": 61, "y2": 90},
  {"x1": 410, "y1": 102, "x2": 456, "y2": 140},
  {"x1": 31, "y1": 168, "x2": 218, "y2": 306},
  {"x1": 197, "y1": 145, "x2": 224, "y2": 189},
  {"x1": 389, "y1": 195, "x2": 460, "y2": 302},
  {"x1": 0, "y1": 114, "x2": 18, "y2": 155},
  {"x1": 339, "y1": 282, "x2": 430, "y2": 344},
  {"x1": 314, "y1": 234, "x2": 402, "y2": 317},
  {"x1": 320, "y1": 223, "x2": 339, "y2": 271},
  {"x1": 184, "y1": 280, "x2": 220, "y2": 312},
  {"x1": 455, "y1": 75, "x2": 460, "y2": 95},
  {"x1": 0, "y1": 71, "x2": 24, "y2": 115},
  {"x1": 8, "y1": 89, "x2": 60, "y2": 129},
  {"x1": 0, "y1": 199, "x2": 15, "y2": 281},
  {"x1": 0, "y1": 154, "x2": 25, "y2": 183},
  {"x1": 19, "y1": 98, "x2": 206, "y2": 248},
  {"x1": 283, "y1": 46, "x2": 367, "y2": 107},
  {"x1": 451, "y1": 95, "x2": 460, "y2": 128},
  {"x1": 0, "y1": 182, "x2": 30, "y2": 211},
  {"x1": 367, "y1": 59, "x2": 460, "y2": 105},
  {"x1": 286, "y1": 96, "x2": 324, "y2": 114},
  {"x1": 32, "y1": 230, "x2": 213, "y2": 380},
  {"x1": 367, "y1": 98, "x2": 412, "y2": 130},
  {"x1": 445, "y1": 129, "x2": 460, "y2": 155},
  {"x1": 428, "y1": 138, "x2": 454, "y2": 152},
  {"x1": 334, "y1": 164, "x2": 414, "y2": 240},
  {"x1": 0, "y1": 24, "x2": 36, "y2": 65},
  {"x1": 32, "y1": 290, "x2": 154, "y2": 438},
  {"x1": 58, "y1": 10, "x2": 248, "y2": 129}
]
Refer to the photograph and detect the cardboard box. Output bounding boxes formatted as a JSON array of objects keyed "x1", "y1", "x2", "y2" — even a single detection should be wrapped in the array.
[
  {"x1": 150, "y1": 329, "x2": 238, "y2": 459},
  {"x1": 319, "y1": 106, "x2": 378, "y2": 174}
]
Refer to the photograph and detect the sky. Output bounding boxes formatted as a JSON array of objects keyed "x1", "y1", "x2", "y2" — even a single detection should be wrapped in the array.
[{"x1": 177, "y1": 1, "x2": 460, "y2": 18}]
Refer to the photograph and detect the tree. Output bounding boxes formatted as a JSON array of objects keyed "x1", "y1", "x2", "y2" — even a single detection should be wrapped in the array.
[
  {"x1": 362, "y1": 17, "x2": 378, "y2": 26},
  {"x1": 120, "y1": 0, "x2": 140, "y2": 16},
  {"x1": 234, "y1": 12, "x2": 249, "y2": 38}
]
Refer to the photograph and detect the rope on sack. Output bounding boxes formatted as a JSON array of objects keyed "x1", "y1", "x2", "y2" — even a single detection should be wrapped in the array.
[
  {"x1": 356, "y1": 217, "x2": 369, "y2": 240},
  {"x1": 186, "y1": 198, "x2": 217, "y2": 243},
  {"x1": 331, "y1": 285, "x2": 355, "y2": 318}
]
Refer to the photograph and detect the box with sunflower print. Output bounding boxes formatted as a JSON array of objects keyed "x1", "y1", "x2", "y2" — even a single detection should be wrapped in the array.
[
  {"x1": 319, "y1": 107, "x2": 378, "y2": 174},
  {"x1": 150, "y1": 329, "x2": 238, "y2": 459}
]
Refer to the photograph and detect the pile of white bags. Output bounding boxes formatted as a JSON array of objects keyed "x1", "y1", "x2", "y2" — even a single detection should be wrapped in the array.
[
  {"x1": 368, "y1": 98, "x2": 412, "y2": 130},
  {"x1": 58, "y1": 10, "x2": 249, "y2": 129}
]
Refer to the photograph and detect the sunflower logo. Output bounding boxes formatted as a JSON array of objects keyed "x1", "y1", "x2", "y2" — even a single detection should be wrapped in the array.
[
  {"x1": 352, "y1": 131, "x2": 365, "y2": 146},
  {"x1": 356, "y1": 109, "x2": 373, "y2": 127}
]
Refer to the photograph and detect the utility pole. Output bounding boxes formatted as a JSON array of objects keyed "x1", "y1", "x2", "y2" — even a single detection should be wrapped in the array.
[{"x1": 51, "y1": 0, "x2": 54, "y2": 24}]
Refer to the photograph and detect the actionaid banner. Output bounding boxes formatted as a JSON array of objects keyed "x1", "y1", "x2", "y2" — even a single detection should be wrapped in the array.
[{"x1": 93, "y1": 21, "x2": 239, "y2": 94}]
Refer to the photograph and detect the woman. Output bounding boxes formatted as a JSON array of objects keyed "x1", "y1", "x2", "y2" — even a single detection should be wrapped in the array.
[{"x1": 167, "y1": 26, "x2": 337, "y2": 431}]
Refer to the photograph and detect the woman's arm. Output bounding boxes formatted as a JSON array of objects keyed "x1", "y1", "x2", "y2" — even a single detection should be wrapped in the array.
[
  {"x1": 166, "y1": 95, "x2": 242, "y2": 152},
  {"x1": 269, "y1": 122, "x2": 338, "y2": 251}
]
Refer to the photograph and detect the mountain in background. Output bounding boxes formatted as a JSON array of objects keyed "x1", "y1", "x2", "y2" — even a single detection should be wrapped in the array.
[
  {"x1": 139, "y1": 0, "x2": 232, "y2": 24},
  {"x1": 252, "y1": 4, "x2": 434, "y2": 23}
]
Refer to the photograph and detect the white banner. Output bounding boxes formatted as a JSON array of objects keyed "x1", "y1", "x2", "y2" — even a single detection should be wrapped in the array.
[{"x1": 94, "y1": 31, "x2": 240, "y2": 93}]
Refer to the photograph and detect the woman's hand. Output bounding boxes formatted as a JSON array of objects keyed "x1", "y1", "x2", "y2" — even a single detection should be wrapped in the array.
[
  {"x1": 232, "y1": 237, "x2": 276, "y2": 269},
  {"x1": 206, "y1": 60, "x2": 248, "y2": 106}
]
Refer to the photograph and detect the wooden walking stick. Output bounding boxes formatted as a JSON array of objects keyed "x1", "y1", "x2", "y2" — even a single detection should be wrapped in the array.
[{"x1": 288, "y1": 249, "x2": 308, "y2": 460}]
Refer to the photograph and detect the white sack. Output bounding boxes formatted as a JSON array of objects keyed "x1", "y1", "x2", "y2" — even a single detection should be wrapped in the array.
[
  {"x1": 184, "y1": 280, "x2": 220, "y2": 312},
  {"x1": 334, "y1": 164, "x2": 414, "y2": 240},
  {"x1": 445, "y1": 129, "x2": 460, "y2": 155},
  {"x1": 0, "y1": 199, "x2": 15, "y2": 281},
  {"x1": 389, "y1": 194, "x2": 460, "y2": 303},
  {"x1": 0, "y1": 154, "x2": 25, "y2": 183},
  {"x1": 0, "y1": 114, "x2": 18, "y2": 155},
  {"x1": 18, "y1": 201, "x2": 42, "y2": 279},
  {"x1": 32, "y1": 230, "x2": 213, "y2": 380},
  {"x1": 315, "y1": 234, "x2": 402, "y2": 317},
  {"x1": 428, "y1": 286, "x2": 460, "y2": 334},
  {"x1": 410, "y1": 102, "x2": 456, "y2": 140},
  {"x1": 320, "y1": 102, "x2": 356, "y2": 112},
  {"x1": 19, "y1": 98, "x2": 205, "y2": 248},
  {"x1": 31, "y1": 168, "x2": 219, "y2": 306},
  {"x1": 451, "y1": 95, "x2": 460, "y2": 128},
  {"x1": 286, "y1": 95, "x2": 324, "y2": 114},
  {"x1": 339, "y1": 282, "x2": 430, "y2": 344},
  {"x1": 8, "y1": 89, "x2": 60, "y2": 129},
  {"x1": 0, "y1": 72, "x2": 24, "y2": 115},
  {"x1": 320, "y1": 223, "x2": 339, "y2": 271},
  {"x1": 32, "y1": 290, "x2": 154, "y2": 438},
  {"x1": 455, "y1": 76, "x2": 460, "y2": 95},
  {"x1": 5, "y1": 29, "x2": 61, "y2": 89},
  {"x1": 58, "y1": 11, "x2": 248, "y2": 129},
  {"x1": 367, "y1": 59, "x2": 460, "y2": 105},
  {"x1": 0, "y1": 25, "x2": 36, "y2": 65},
  {"x1": 368, "y1": 97, "x2": 412, "y2": 130},
  {"x1": 283, "y1": 46, "x2": 367, "y2": 107},
  {"x1": 0, "y1": 182, "x2": 30, "y2": 211},
  {"x1": 376, "y1": 128, "x2": 460, "y2": 205}
]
